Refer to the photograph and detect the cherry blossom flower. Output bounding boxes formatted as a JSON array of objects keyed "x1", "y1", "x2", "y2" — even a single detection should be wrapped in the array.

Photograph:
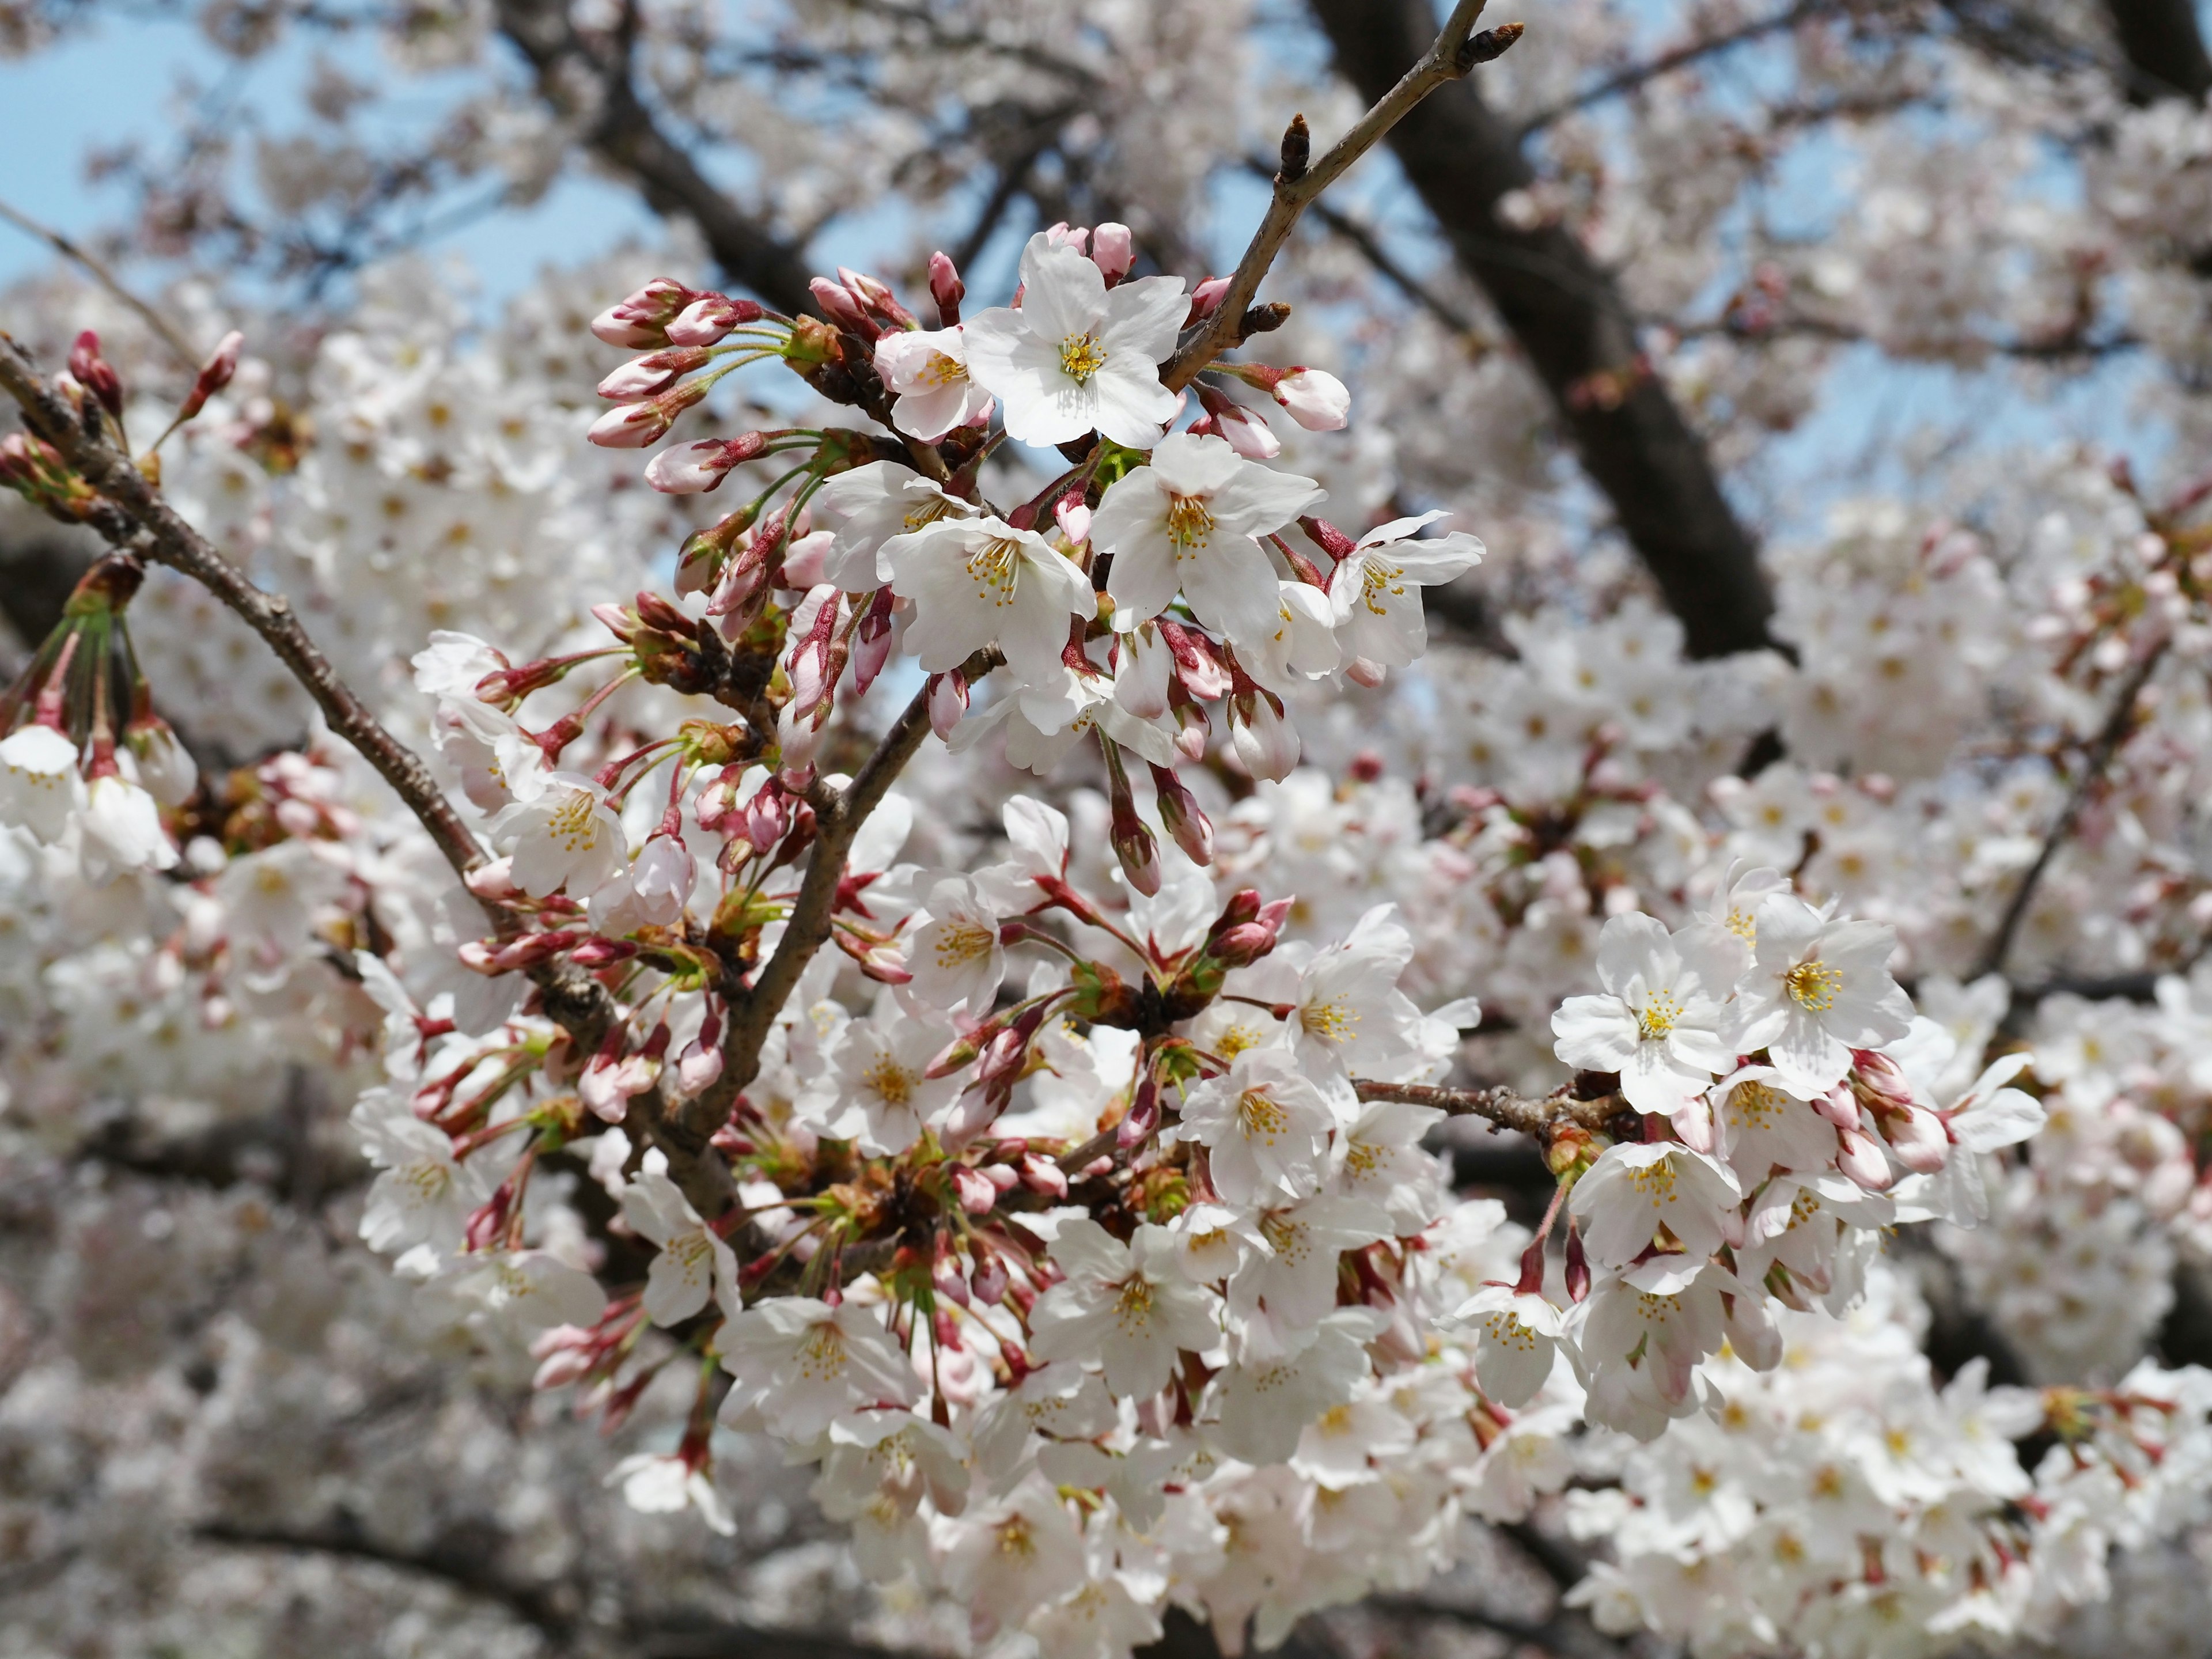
[
  {"x1": 621, "y1": 1159, "x2": 738, "y2": 1325},
  {"x1": 886, "y1": 514, "x2": 1094, "y2": 687},
  {"x1": 78, "y1": 774, "x2": 177, "y2": 881},
  {"x1": 1455, "y1": 1283, "x2": 1570, "y2": 1407},
  {"x1": 1210, "y1": 1307, "x2": 1387, "y2": 1463},
  {"x1": 800, "y1": 1003, "x2": 961, "y2": 1153},
  {"x1": 1551, "y1": 913, "x2": 1745, "y2": 1126},
  {"x1": 873, "y1": 325, "x2": 994, "y2": 440},
  {"x1": 1569, "y1": 1141, "x2": 1744, "y2": 1271},
  {"x1": 1326, "y1": 512, "x2": 1486, "y2": 670},
  {"x1": 1090, "y1": 432, "x2": 1324, "y2": 646},
  {"x1": 814, "y1": 460, "x2": 979, "y2": 590},
  {"x1": 493, "y1": 774, "x2": 627, "y2": 899},
  {"x1": 1166, "y1": 1043, "x2": 1340, "y2": 1206},
  {"x1": 0, "y1": 725, "x2": 84, "y2": 843},
  {"x1": 961, "y1": 232, "x2": 1186, "y2": 448},
  {"x1": 1028, "y1": 1218, "x2": 1220, "y2": 1397},
  {"x1": 1733, "y1": 894, "x2": 1914, "y2": 1095},
  {"x1": 718, "y1": 1297, "x2": 922, "y2": 1441},
  {"x1": 903, "y1": 875, "x2": 1006, "y2": 1013},
  {"x1": 353, "y1": 1093, "x2": 490, "y2": 1259}
]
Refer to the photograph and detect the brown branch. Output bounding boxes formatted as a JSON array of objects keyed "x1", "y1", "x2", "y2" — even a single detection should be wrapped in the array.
[
  {"x1": 0, "y1": 196, "x2": 203, "y2": 373},
  {"x1": 1158, "y1": 0, "x2": 1517, "y2": 393},
  {"x1": 1353, "y1": 1080, "x2": 1619, "y2": 1139},
  {"x1": 1976, "y1": 639, "x2": 2168, "y2": 979},
  {"x1": 676, "y1": 650, "x2": 998, "y2": 1147},
  {"x1": 0, "y1": 335, "x2": 488, "y2": 887},
  {"x1": 1309, "y1": 0, "x2": 1776, "y2": 660},
  {"x1": 491, "y1": 0, "x2": 816, "y2": 315},
  {"x1": 2099, "y1": 0, "x2": 2212, "y2": 99}
]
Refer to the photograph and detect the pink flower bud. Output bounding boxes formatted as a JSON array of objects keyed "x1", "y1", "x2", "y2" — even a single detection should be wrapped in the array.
[
  {"x1": 1157, "y1": 621, "x2": 1232, "y2": 699},
  {"x1": 589, "y1": 401, "x2": 672, "y2": 449},
  {"x1": 928, "y1": 251, "x2": 965, "y2": 324},
  {"x1": 1298, "y1": 515, "x2": 1359, "y2": 562},
  {"x1": 645, "y1": 432, "x2": 769, "y2": 494},
  {"x1": 677, "y1": 1037, "x2": 724, "y2": 1096},
  {"x1": 1882, "y1": 1104, "x2": 1951, "y2": 1174},
  {"x1": 579, "y1": 1051, "x2": 659, "y2": 1123},
  {"x1": 1194, "y1": 383, "x2": 1279, "y2": 459},
  {"x1": 665, "y1": 293, "x2": 766, "y2": 347},
  {"x1": 1851, "y1": 1048, "x2": 1917, "y2": 1115},
  {"x1": 1565, "y1": 1229, "x2": 1591, "y2": 1302},
  {"x1": 809, "y1": 276, "x2": 876, "y2": 336},
  {"x1": 1815, "y1": 1084, "x2": 1862, "y2": 1130},
  {"x1": 464, "y1": 857, "x2": 520, "y2": 900},
  {"x1": 952, "y1": 1164, "x2": 997, "y2": 1215},
  {"x1": 591, "y1": 278, "x2": 694, "y2": 348},
  {"x1": 1344, "y1": 655, "x2": 1387, "y2": 688},
  {"x1": 1118, "y1": 1075, "x2": 1161, "y2": 1149},
  {"x1": 1187, "y1": 276, "x2": 1232, "y2": 326},
  {"x1": 597, "y1": 346, "x2": 709, "y2": 401},
  {"x1": 1272, "y1": 366, "x2": 1351, "y2": 430},
  {"x1": 177, "y1": 329, "x2": 245, "y2": 422},
  {"x1": 1091, "y1": 222, "x2": 1134, "y2": 283},
  {"x1": 927, "y1": 669, "x2": 969, "y2": 738},
  {"x1": 570, "y1": 938, "x2": 640, "y2": 968},
  {"x1": 1150, "y1": 763, "x2": 1213, "y2": 865},
  {"x1": 1836, "y1": 1125, "x2": 1893, "y2": 1190},
  {"x1": 69, "y1": 330, "x2": 122, "y2": 418},
  {"x1": 1229, "y1": 688, "x2": 1300, "y2": 782},
  {"x1": 853, "y1": 590, "x2": 897, "y2": 696},
  {"x1": 1019, "y1": 1153, "x2": 1069, "y2": 1199},
  {"x1": 971, "y1": 1249, "x2": 1008, "y2": 1304}
]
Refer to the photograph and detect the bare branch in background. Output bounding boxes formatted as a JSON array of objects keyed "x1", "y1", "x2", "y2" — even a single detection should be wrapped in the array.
[
  {"x1": 0, "y1": 196, "x2": 204, "y2": 371},
  {"x1": 1309, "y1": 0, "x2": 1778, "y2": 660},
  {"x1": 1515, "y1": 0, "x2": 1847, "y2": 135}
]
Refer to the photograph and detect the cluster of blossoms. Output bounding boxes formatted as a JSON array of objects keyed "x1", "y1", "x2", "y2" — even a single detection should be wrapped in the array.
[{"x1": 7, "y1": 3, "x2": 2212, "y2": 1629}]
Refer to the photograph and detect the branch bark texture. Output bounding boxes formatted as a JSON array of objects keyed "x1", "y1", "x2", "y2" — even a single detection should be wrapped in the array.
[{"x1": 1308, "y1": 0, "x2": 1777, "y2": 660}]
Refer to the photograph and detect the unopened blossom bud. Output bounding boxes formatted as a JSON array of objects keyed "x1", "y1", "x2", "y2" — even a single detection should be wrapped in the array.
[
  {"x1": 1815, "y1": 1083, "x2": 1861, "y2": 1130},
  {"x1": 927, "y1": 251, "x2": 965, "y2": 323},
  {"x1": 531, "y1": 1324, "x2": 599, "y2": 1391},
  {"x1": 1836, "y1": 1124, "x2": 1893, "y2": 1189},
  {"x1": 1213, "y1": 897, "x2": 1293, "y2": 969},
  {"x1": 932, "y1": 1241, "x2": 971, "y2": 1307},
  {"x1": 1193, "y1": 382, "x2": 1279, "y2": 459},
  {"x1": 927, "y1": 668, "x2": 969, "y2": 738},
  {"x1": 1150, "y1": 763, "x2": 1213, "y2": 864},
  {"x1": 1157, "y1": 620, "x2": 1232, "y2": 699},
  {"x1": 1228, "y1": 685, "x2": 1300, "y2": 782},
  {"x1": 853, "y1": 589, "x2": 897, "y2": 696},
  {"x1": 1019, "y1": 1153, "x2": 1069, "y2": 1199},
  {"x1": 588, "y1": 400, "x2": 667, "y2": 449},
  {"x1": 1187, "y1": 276, "x2": 1232, "y2": 326},
  {"x1": 1298, "y1": 514, "x2": 1359, "y2": 562},
  {"x1": 570, "y1": 938, "x2": 639, "y2": 968},
  {"x1": 1171, "y1": 693, "x2": 1210, "y2": 763},
  {"x1": 1118, "y1": 1073, "x2": 1161, "y2": 1149},
  {"x1": 838, "y1": 267, "x2": 918, "y2": 329},
  {"x1": 809, "y1": 276, "x2": 877, "y2": 338},
  {"x1": 971, "y1": 1246, "x2": 1008, "y2": 1305},
  {"x1": 677, "y1": 1035, "x2": 724, "y2": 1096},
  {"x1": 665, "y1": 292, "x2": 766, "y2": 346},
  {"x1": 1851, "y1": 1048, "x2": 1917, "y2": 1115},
  {"x1": 591, "y1": 278, "x2": 695, "y2": 348},
  {"x1": 1564, "y1": 1229, "x2": 1591, "y2": 1302},
  {"x1": 598, "y1": 346, "x2": 711, "y2": 402},
  {"x1": 69, "y1": 330, "x2": 123, "y2": 419},
  {"x1": 464, "y1": 857, "x2": 520, "y2": 901},
  {"x1": 645, "y1": 431, "x2": 771, "y2": 493},
  {"x1": 464, "y1": 1176, "x2": 518, "y2": 1251},
  {"x1": 952, "y1": 1164, "x2": 997, "y2": 1215},
  {"x1": 1882, "y1": 1104, "x2": 1951, "y2": 1173},
  {"x1": 1271, "y1": 366, "x2": 1351, "y2": 430},
  {"x1": 1344, "y1": 655, "x2": 1387, "y2": 689},
  {"x1": 1544, "y1": 1123, "x2": 1605, "y2": 1182},
  {"x1": 925, "y1": 1029, "x2": 983, "y2": 1080},
  {"x1": 124, "y1": 715, "x2": 198, "y2": 808},
  {"x1": 579, "y1": 1048, "x2": 660, "y2": 1123},
  {"x1": 1091, "y1": 222, "x2": 1135, "y2": 283},
  {"x1": 176, "y1": 329, "x2": 245, "y2": 423}
]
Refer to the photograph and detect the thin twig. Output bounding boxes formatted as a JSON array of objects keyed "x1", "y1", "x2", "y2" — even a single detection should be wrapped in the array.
[
  {"x1": 1977, "y1": 638, "x2": 2169, "y2": 978},
  {"x1": 0, "y1": 197, "x2": 203, "y2": 372},
  {"x1": 1158, "y1": 0, "x2": 1513, "y2": 392},
  {"x1": 1353, "y1": 1080, "x2": 1619, "y2": 1139}
]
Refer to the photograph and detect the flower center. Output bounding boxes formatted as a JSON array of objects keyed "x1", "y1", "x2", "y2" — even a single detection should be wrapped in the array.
[
  {"x1": 1235, "y1": 1088, "x2": 1287, "y2": 1142},
  {"x1": 548, "y1": 791, "x2": 601, "y2": 852},
  {"x1": 933, "y1": 917, "x2": 996, "y2": 967},
  {"x1": 1725, "y1": 904, "x2": 1756, "y2": 943},
  {"x1": 918, "y1": 349, "x2": 965, "y2": 387},
  {"x1": 964, "y1": 536, "x2": 1024, "y2": 607},
  {"x1": 864, "y1": 1056, "x2": 915, "y2": 1108},
  {"x1": 1301, "y1": 998, "x2": 1358, "y2": 1043},
  {"x1": 901, "y1": 495, "x2": 956, "y2": 533},
  {"x1": 1359, "y1": 558, "x2": 1407, "y2": 617},
  {"x1": 1058, "y1": 331, "x2": 1108, "y2": 383},
  {"x1": 1730, "y1": 1080, "x2": 1782, "y2": 1127},
  {"x1": 1114, "y1": 1274, "x2": 1154, "y2": 1330},
  {"x1": 1165, "y1": 493, "x2": 1215, "y2": 553},
  {"x1": 995, "y1": 1514, "x2": 1037, "y2": 1557},
  {"x1": 1637, "y1": 988, "x2": 1683, "y2": 1041},
  {"x1": 796, "y1": 1322, "x2": 849, "y2": 1381},
  {"x1": 1785, "y1": 959, "x2": 1842, "y2": 1013}
]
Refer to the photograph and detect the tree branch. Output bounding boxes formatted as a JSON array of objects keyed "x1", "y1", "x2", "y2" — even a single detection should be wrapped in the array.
[
  {"x1": 0, "y1": 335, "x2": 489, "y2": 889},
  {"x1": 0, "y1": 196, "x2": 204, "y2": 373},
  {"x1": 1159, "y1": 0, "x2": 1518, "y2": 393},
  {"x1": 1354, "y1": 1080, "x2": 1622, "y2": 1139},
  {"x1": 1309, "y1": 0, "x2": 1777, "y2": 659},
  {"x1": 491, "y1": 0, "x2": 816, "y2": 313},
  {"x1": 1976, "y1": 639, "x2": 2168, "y2": 979},
  {"x1": 2100, "y1": 0, "x2": 2212, "y2": 99}
]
